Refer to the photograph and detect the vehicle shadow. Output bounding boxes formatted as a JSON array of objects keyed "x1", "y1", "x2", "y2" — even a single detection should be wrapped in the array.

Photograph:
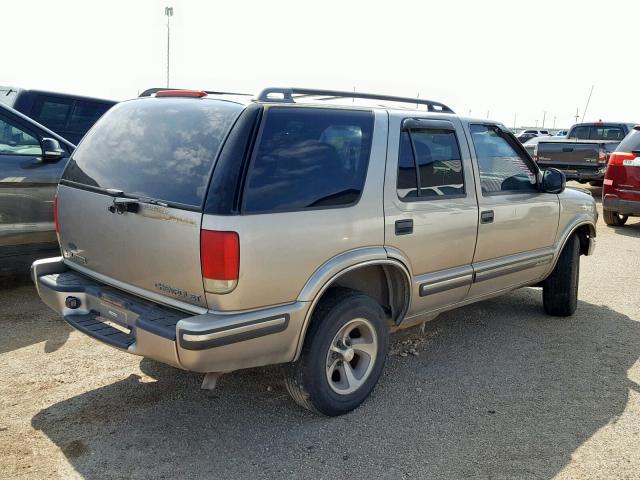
[
  {"x1": 0, "y1": 284, "x2": 70, "y2": 355},
  {"x1": 31, "y1": 289, "x2": 640, "y2": 479},
  {"x1": 608, "y1": 219, "x2": 640, "y2": 238}
]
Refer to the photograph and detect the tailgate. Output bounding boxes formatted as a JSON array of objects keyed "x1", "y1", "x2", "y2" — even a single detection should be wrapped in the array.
[
  {"x1": 53, "y1": 97, "x2": 244, "y2": 312},
  {"x1": 57, "y1": 184, "x2": 207, "y2": 310},
  {"x1": 537, "y1": 142, "x2": 600, "y2": 166}
]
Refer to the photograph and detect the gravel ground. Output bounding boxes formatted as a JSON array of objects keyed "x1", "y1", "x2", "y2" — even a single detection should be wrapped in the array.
[{"x1": 1, "y1": 185, "x2": 639, "y2": 479}]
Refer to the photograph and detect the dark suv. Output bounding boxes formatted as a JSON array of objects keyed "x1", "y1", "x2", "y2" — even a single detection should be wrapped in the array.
[{"x1": 0, "y1": 87, "x2": 116, "y2": 144}]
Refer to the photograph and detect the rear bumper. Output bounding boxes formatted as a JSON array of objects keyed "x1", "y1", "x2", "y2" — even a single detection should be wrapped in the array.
[
  {"x1": 537, "y1": 163, "x2": 605, "y2": 181},
  {"x1": 31, "y1": 257, "x2": 307, "y2": 373},
  {"x1": 603, "y1": 196, "x2": 640, "y2": 216}
]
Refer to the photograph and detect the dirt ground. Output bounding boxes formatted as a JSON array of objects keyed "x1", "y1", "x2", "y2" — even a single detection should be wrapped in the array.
[{"x1": 1, "y1": 185, "x2": 639, "y2": 479}]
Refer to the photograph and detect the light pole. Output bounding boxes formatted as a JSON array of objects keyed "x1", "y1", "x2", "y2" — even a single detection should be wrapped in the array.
[
  {"x1": 165, "y1": 6, "x2": 173, "y2": 88},
  {"x1": 542, "y1": 111, "x2": 546, "y2": 128}
]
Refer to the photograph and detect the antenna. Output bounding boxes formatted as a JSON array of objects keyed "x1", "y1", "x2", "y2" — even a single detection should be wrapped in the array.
[{"x1": 581, "y1": 85, "x2": 594, "y2": 123}]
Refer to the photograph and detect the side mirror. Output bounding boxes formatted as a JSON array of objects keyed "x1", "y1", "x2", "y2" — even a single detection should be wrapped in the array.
[
  {"x1": 541, "y1": 168, "x2": 566, "y2": 194},
  {"x1": 41, "y1": 138, "x2": 65, "y2": 161}
]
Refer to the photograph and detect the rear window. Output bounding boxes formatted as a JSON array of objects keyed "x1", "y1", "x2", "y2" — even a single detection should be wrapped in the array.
[
  {"x1": 242, "y1": 107, "x2": 373, "y2": 214},
  {"x1": 617, "y1": 129, "x2": 640, "y2": 152},
  {"x1": 62, "y1": 98, "x2": 243, "y2": 207},
  {"x1": 568, "y1": 125, "x2": 627, "y2": 141}
]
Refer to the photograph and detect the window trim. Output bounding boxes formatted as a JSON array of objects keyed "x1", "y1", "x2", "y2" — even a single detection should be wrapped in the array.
[
  {"x1": 396, "y1": 124, "x2": 466, "y2": 203},
  {"x1": 469, "y1": 123, "x2": 541, "y2": 197},
  {"x1": 0, "y1": 112, "x2": 43, "y2": 157},
  {"x1": 239, "y1": 105, "x2": 375, "y2": 216}
]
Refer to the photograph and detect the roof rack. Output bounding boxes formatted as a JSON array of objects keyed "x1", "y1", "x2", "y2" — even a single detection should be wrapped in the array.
[{"x1": 255, "y1": 87, "x2": 454, "y2": 113}]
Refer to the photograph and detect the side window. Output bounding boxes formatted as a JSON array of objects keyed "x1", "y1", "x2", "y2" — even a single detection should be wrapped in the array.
[
  {"x1": 0, "y1": 115, "x2": 42, "y2": 156},
  {"x1": 469, "y1": 124, "x2": 537, "y2": 195},
  {"x1": 243, "y1": 107, "x2": 374, "y2": 214},
  {"x1": 396, "y1": 127, "x2": 464, "y2": 200},
  {"x1": 397, "y1": 132, "x2": 418, "y2": 199},
  {"x1": 568, "y1": 126, "x2": 589, "y2": 139},
  {"x1": 33, "y1": 96, "x2": 73, "y2": 132},
  {"x1": 67, "y1": 101, "x2": 111, "y2": 133}
]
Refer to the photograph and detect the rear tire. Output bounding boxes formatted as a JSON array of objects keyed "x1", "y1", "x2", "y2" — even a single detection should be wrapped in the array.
[
  {"x1": 603, "y1": 209, "x2": 628, "y2": 226},
  {"x1": 543, "y1": 235, "x2": 580, "y2": 317},
  {"x1": 284, "y1": 288, "x2": 389, "y2": 416}
]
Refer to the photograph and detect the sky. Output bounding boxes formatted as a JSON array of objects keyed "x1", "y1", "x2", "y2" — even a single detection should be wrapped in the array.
[{"x1": 3, "y1": 0, "x2": 639, "y2": 129}]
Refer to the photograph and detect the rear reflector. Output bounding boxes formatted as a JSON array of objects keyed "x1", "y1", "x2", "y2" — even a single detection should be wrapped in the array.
[
  {"x1": 54, "y1": 194, "x2": 59, "y2": 234},
  {"x1": 155, "y1": 90, "x2": 207, "y2": 98},
  {"x1": 608, "y1": 152, "x2": 637, "y2": 166},
  {"x1": 201, "y1": 230, "x2": 239, "y2": 294}
]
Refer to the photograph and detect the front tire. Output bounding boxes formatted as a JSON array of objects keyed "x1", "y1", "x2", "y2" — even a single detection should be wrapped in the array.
[
  {"x1": 603, "y1": 209, "x2": 628, "y2": 226},
  {"x1": 284, "y1": 288, "x2": 389, "y2": 416},
  {"x1": 543, "y1": 235, "x2": 580, "y2": 316}
]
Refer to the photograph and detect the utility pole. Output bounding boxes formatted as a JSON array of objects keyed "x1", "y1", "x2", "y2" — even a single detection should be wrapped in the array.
[
  {"x1": 574, "y1": 108, "x2": 580, "y2": 124},
  {"x1": 513, "y1": 113, "x2": 517, "y2": 130},
  {"x1": 165, "y1": 6, "x2": 173, "y2": 88},
  {"x1": 542, "y1": 111, "x2": 547, "y2": 128},
  {"x1": 553, "y1": 116, "x2": 557, "y2": 129},
  {"x1": 535, "y1": 119, "x2": 539, "y2": 128}
]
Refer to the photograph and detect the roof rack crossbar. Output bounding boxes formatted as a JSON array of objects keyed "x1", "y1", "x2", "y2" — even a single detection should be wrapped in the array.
[{"x1": 256, "y1": 87, "x2": 454, "y2": 113}]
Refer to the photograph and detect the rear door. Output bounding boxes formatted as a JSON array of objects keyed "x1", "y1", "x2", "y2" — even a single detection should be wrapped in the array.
[
  {"x1": 384, "y1": 116, "x2": 479, "y2": 316},
  {"x1": 465, "y1": 123, "x2": 559, "y2": 299},
  {"x1": 57, "y1": 97, "x2": 244, "y2": 312}
]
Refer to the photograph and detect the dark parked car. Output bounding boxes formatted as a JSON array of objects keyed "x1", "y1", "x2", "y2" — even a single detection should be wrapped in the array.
[
  {"x1": 0, "y1": 87, "x2": 116, "y2": 144},
  {"x1": 0, "y1": 103, "x2": 74, "y2": 276}
]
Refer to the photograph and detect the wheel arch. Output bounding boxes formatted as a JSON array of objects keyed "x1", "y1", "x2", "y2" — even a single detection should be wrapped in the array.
[
  {"x1": 545, "y1": 220, "x2": 596, "y2": 276},
  {"x1": 294, "y1": 253, "x2": 412, "y2": 360}
]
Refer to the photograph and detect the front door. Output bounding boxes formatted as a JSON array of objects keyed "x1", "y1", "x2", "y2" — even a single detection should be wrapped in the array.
[
  {"x1": 0, "y1": 111, "x2": 66, "y2": 254},
  {"x1": 464, "y1": 123, "x2": 560, "y2": 299},
  {"x1": 384, "y1": 116, "x2": 479, "y2": 317}
]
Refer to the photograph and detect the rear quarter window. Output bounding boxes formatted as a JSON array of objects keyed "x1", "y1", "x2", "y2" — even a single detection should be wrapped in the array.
[
  {"x1": 242, "y1": 107, "x2": 374, "y2": 214},
  {"x1": 617, "y1": 129, "x2": 640, "y2": 152},
  {"x1": 62, "y1": 98, "x2": 243, "y2": 207}
]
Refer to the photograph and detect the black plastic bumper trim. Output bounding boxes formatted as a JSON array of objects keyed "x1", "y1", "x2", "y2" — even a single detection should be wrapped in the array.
[{"x1": 179, "y1": 314, "x2": 290, "y2": 350}]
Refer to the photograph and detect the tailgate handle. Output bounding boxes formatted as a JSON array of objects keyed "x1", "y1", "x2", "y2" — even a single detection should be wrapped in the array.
[
  {"x1": 481, "y1": 210, "x2": 494, "y2": 224},
  {"x1": 395, "y1": 219, "x2": 413, "y2": 235},
  {"x1": 562, "y1": 147, "x2": 574, "y2": 152},
  {"x1": 108, "y1": 198, "x2": 140, "y2": 214}
]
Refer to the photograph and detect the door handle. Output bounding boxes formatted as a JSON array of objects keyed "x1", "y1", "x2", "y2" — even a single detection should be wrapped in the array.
[
  {"x1": 395, "y1": 219, "x2": 413, "y2": 235},
  {"x1": 480, "y1": 210, "x2": 494, "y2": 224}
]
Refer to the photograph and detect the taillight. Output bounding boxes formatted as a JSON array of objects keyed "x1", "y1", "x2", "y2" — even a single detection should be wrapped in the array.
[
  {"x1": 598, "y1": 148, "x2": 609, "y2": 164},
  {"x1": 608, "y1": 152, "x2": 636, "y2": 166},
  {"x1": 53, "y1": 194, "x2": 59, "y2": 234},
  {"x1": 200, "y1": 230, "x2": 239, "y2": 294}
]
